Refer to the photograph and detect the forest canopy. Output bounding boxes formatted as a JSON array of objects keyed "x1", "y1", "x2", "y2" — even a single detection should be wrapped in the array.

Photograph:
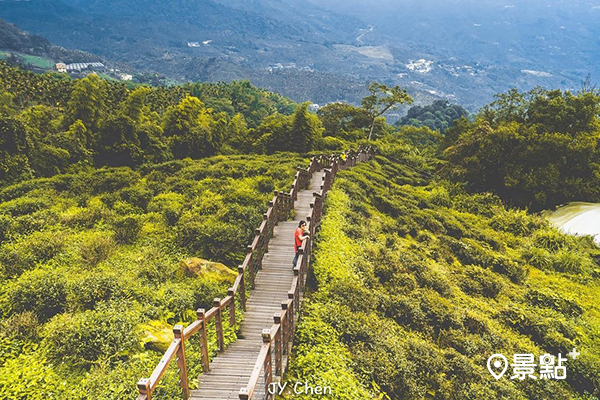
[{"x1": 442, "y1": 88, "x2": 600, "y2": 210}]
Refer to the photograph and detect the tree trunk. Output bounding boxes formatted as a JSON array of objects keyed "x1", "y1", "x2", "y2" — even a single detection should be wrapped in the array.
[{"x1": 368, "y1": 118, "x2": 376, "y2": 141}]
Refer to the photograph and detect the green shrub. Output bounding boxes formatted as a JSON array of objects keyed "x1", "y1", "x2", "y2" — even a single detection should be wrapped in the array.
[
  {"x1": 79, "y1": 232, "x2": 115, "y2": 266},
  {"x1": 319, "y1": 136, "x2": 346, "y2": 151},
  {"x1": 0, "y1": 232, "x2": 66, "y2": 278},
  {"x1": 491, "y1": 209, "x2": 536, "y2": 235},
  {"x1": 254, "y1": 176, "x2": 275, "y2": 194},
  {"x1": 0, "y1": 197, "x2": 50, "y2": 217},
  {"x1": 117, "y1": 185, "x2": 154, "y2": 211},
  {"x1": 67, "y1": 273, "x2": 132, "y2": 311},
  {"x1": 490, "y1": 255, "x2": 528, "y2": 283},
  {"x1": 458, "y1": 265, "x2": 504, "y2": 298},
  {"x1": 552, "y1": 249, "x2": 588, "y2": 274},
  {"x1": 428, "y1": 186, "x2": 452, "y2": 207},
  {"x1": 0, "y1": 311, "x2": 39, "y2": 341},
  {"x1": 188, "y1": 278, "x2": 227, "y2": 311},
  {"x1": 10, "y1": 209, "x2": 59, "y2": 236},
  {"x1": 148, "y1": 192, "x2": 185, "y2": 226},
  {"x1": 176, "y1": 216, "x2": 244, "y2": 265},
  {"x1": 61, "y1": 199, "x2": 108, "y2": 228},
  {"x1": 6, "y1": 269, "x2": 67, "y2": 321},
  {"x1": 533, "y1": 229, "x2": 573, "y2": 252},
  {"x1": 0, "y1": 214, "x2": 10, "y2": 241},
  {"x1": 413, "y1": 265, "x2": 452, "y2": 297},
  {"x1": 526, "y1": 288, "x2": 583, "y2": 317},
  {"x1": 43, "y1": 302, "x2": 139, "y2": 367},
  {"x1": 0, "y1": 352, "x2": 67, "y2": 400},
  {"x1": 88, "y1": 168, "x2": 141, "y2": 194},
  {"x1": 452, "y1": 192, "x2": 502, "y2": 217},
  {"x1": 112, "y1": 216, "x2": 141, "y2": 245},
  {"x1": 521, "y1": 246, "x2": 553, "y2": 270},
  {"x1": 156, "y1": 283, "x2": 196, "y2": 323}
]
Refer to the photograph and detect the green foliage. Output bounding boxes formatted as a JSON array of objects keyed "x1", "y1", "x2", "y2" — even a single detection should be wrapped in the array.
[
  {"x1": 398, "y1": 99, "x2": 469, "y2": 134},
  {"x1": 444, "y1": 88, "x2": 600, "y2": 209},
  {"x1": 318, "y1": 102, "x2": 371, "y2": 141},
  {"x1": 0, "y1": 352, "x2": 68, "y2": 400},
  {"x1": 186, "y1": 80, "x2": 295, "y2": 128},
  {"x1": 361, "y1": 82, "x2": 413, "y2": 140},
  {"x1": 112, "y1": 216, "x2": 141, "y2": 244},
  {"x1": 67, "y1": 272, "x2": 132, "y2": 312},
  {"x1": 289, "y1": 142, "x2": 600, "y2": 400},
  {"x1": 43, "y1": 302, "x2": 139, "y2": 368},
  {"x1": 0, "y1": 63, "x2": 315, "y2": 186},
  {"x1": 163, "y1": 96, "x2": 221, "y2": 158},
  {"x1": 66, "y1": 74, "x2": 107, "y2": 131},
  {"x1": 288, "y1": 102, "x2": 323, "y2": 153},
  {"x1": 5, "y1": 269, "x2": 67, "y2": 322},
  {"x1": 252, "y1": 102, "x2": 324, "y2": 154},
  {"x1": 0, "y1": 150, "x2": 308, "y2": 397},
  {"x1": 396, "y1": 124, "x2": 443, "y2": 150}
]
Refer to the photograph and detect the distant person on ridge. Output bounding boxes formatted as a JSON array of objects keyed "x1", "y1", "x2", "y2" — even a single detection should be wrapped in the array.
[{"x1": 293, "y1": 220, "x2": 309, "y2": 268}]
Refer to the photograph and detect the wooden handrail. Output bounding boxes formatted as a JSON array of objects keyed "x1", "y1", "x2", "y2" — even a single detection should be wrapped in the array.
[
  {"x1": 147, "y1": 339, "x2": 181, "y2": 392},
  {"x1": 238, "y1": 147, "x2": 375, "y2": 399},
  {"x1": 136, "y1": 148, "x2": 375, "y2": 400}
]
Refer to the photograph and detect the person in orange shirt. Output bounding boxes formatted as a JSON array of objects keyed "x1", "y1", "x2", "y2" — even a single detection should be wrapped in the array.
[{"x1": 293, "y1": 220, "x2": 309, "y2": 269}]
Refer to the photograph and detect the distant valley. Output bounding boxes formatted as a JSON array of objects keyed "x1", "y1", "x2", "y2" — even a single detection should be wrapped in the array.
[{"x1": 1, "y1": 0, "x2": 599, "y2": 111}]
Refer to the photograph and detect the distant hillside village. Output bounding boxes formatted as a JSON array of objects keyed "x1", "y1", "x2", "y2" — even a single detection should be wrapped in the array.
[{"x1": 55, "y1": 61, "x2": 132, "y2": 80}]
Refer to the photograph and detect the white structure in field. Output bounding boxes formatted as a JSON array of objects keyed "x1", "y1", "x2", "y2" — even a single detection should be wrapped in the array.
[{"x1": 64, "y1": 62, "x2": 105, "y2": 72}]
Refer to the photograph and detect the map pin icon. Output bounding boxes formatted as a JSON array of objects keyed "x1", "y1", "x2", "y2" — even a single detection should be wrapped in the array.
[{"x1": 487, "y1": 354, "x2": 508, "y2": 379}]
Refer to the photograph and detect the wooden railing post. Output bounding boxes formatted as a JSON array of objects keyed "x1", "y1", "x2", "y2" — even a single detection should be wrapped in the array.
[
  {"x1": 173, "y1": 325, "x2": 190, "y2": 399},
  {"x1": 262, "y1": 330, "x2": 273, "y2": 399},
  {"x1": 228, "y1": 289, "x2": 236, "y2": 327},
  {"x1": 214, "y1": 298, "x2": 225, "y2": 351},
  {"x1": 274, "y1": 313, "x2": 283, "y2": 377},
  {"x1": 197, "y1": 309, "x2": 210, "y2": 372},
  {"x1": 247, "y1": 245, "x2": 256, "y2": 287},
  {"x1": 313, "y1": 192, "x2": 323, "y2": 227},
  {"x1": 273, "y1": 191, "x2": 280, "y2": 222},
  {"x1": 284, "y1": 299, "x2": 295, "y2": 346},
  {"x1": 137, "y1": 378, "x2": 151, "y2": 400},
  {"x1": 238, "y1": 265, "x2": 246, "y2": 311},
  {"x1": 255, "y1": 229, "x2": 263, "y2": 270},
  {"x1": 280, "y1": 301, "x2": 288, "y2": 354},
  {"x1": 263, "y1": 213, "x2": 270, "y2": 253}
]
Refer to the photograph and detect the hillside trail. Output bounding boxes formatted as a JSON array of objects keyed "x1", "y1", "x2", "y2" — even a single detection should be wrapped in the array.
[{"x1": 189, "y1": 170, "x2": 325, "y2": 400}]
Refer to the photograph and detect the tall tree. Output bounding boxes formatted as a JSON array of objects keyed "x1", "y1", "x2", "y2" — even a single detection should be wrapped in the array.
[
  {"x1": 317, "y1": 102, "x2": 371, "y2": 141},
  {"x1": 0, "y1": 116, "x2": 32, "y2": 183},
  {"x1": 163, "y1": 96, "x2": 220, "y2": 158},
  {"x1": 362, "y1": 83, "x2": 413, "y2": 140},
  {"x1": 65, "y1": 74, "x2": 107, "y2": 132},
  {"x1": 288, "y1": 102, "x2": 323, "y2": 153},
  {"x1": 123, "y1": 86, "x2": 152, "y2": 123}
]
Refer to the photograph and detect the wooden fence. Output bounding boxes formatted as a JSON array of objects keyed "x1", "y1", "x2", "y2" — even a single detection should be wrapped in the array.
[{"x1": 136, "y1": 148, "x2": 374, "y2": 400}]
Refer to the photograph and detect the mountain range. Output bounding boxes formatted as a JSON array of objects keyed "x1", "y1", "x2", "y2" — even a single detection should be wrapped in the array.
[{"x1": 1, "y1": 0, "x2": 599, "y2": 110}]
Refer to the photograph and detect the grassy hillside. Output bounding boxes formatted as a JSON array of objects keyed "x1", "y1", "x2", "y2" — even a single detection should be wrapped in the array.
[
  {"x1": 0, "y1": 153, "x2": 309, "y2": 399},
  {"x1": 0, "y1": 19, "x2": 104, "y2": 66},
  {"x1": 0, "y1": 51, "x2": 55, "y2": 70},
  {"x1": 287, "y1": 141, "x2": 600, "y2": 399}
]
